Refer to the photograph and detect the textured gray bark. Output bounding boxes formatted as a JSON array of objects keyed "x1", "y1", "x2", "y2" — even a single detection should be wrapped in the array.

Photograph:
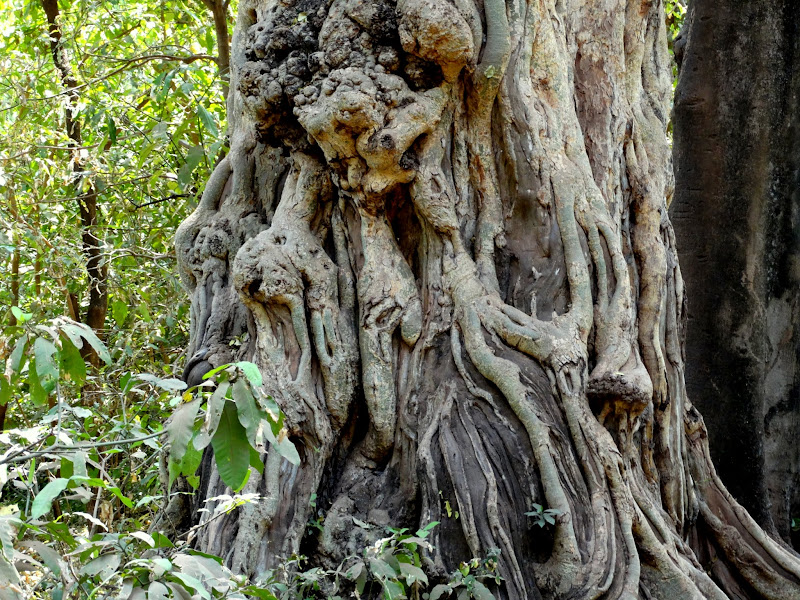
[
  {"x1": 174, "y1": 0, "x2": 800, "y2": 597},
  {"x1": 672, "y1": 0, "x2": 800, "y2": 545}
]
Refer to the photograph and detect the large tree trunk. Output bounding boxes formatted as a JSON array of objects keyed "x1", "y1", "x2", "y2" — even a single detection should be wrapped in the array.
[
  {"x1": 672, "y1": 0, "x2": 800, "y2": 547},
  {"x1": 174, "y1": 0, "x2": 800, "y2": 597}
]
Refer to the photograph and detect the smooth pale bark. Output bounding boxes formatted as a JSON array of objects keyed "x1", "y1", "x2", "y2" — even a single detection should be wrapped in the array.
[
  {"x1": 174, "y1": 0, "x2": 800, "y2": 597},
  {"x1": 673, "y1": 0, "x2": 800, "y2": 546}
]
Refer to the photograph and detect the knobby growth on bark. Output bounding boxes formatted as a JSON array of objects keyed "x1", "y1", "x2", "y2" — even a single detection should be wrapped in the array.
[{"x1": 174, "y1": 0, "x2": 800, "y2": 597}]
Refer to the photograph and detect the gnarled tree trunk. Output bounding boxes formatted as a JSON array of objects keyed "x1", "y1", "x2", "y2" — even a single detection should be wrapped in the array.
[{"x1": 174, "y1": 0, "x2": 800, "y2": 597}]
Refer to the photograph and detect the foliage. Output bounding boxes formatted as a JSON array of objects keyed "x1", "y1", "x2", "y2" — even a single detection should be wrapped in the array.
[
  {"x1": 0, "y1": 315, "x2": 302, "y2": 599},
  {"x1": 524, "y1": 504, "x2": 561, "y2": 529},
  {"x1": 255, "y1": 522, "x2": 502, "y2": 600},
  {"x1": 0, "y1": 0, "x2": 232, "y2": 396}
]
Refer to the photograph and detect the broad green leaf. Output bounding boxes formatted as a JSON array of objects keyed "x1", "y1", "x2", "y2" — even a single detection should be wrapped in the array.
[
  {"x1": 0, "y1": 378, "x2": 10, "y2": 407},
  {"x1": 249, "y1": 447, "x2": 264, "y2": 474},
  {"x1": 210, "y1": 401, "x2": 251, "y2": 491},
  {"x1": 178, "y1": 146, "x2": 204, "y2": 187},
  {"x1": 382, "y1": 579, "x2": 405, "y2": 600},
  {"x1": 235, "y1": 361, "x2": 262, "y2": 387},
  {"x1": 197, "y1": 105, "x2": 218, "y2": 137},
  {"x1": 151, "y1": 532, "x2": 174, "y2": 549},
  {"x1": 130, "y1": 532, "x2": 155, "y2": 548},
  {"x1": 58, "y1": 334, "x2": 86, "y2": 386},
  {"x1": 10, "y1": 306, "x2": 32, "y2": 323},
  {"x1": 0, "y1": 515, "x2": 18, "y2": 561},
  {"x1": 111, "y1": 299, "x2": 128, "y2": 325},
  {"x1": 201, "y1": 364, "x2": 231, "y2": 381},
  {"x1": 241, "y1": 586, "x2": 279, "y2": 600},
  {"x1": 106, "y1": 115, "x2": 117, "y2": 144},
  {"x1": 28, "y1": 358, "x2": 49, "y2": 406},
  {"x1": 20, "y1": 541, "x2": 62, "y2": 576},
  {"x1": 170, "y1": 573, "x2": 211, "y2": 600},
  {"x1": 180, "y1": 438, "x2": 203, "y2": 477},
  {"x1": 273, "y1": 431, "x2": 301, "y2": 466},
  {"x1": 60, "y1": 323, "x2": 111, "y2": 364},
  {"x1": 345, "y1": 561, "x2": 364, "y2": 580},
  {"x1": 369, "y1": 557, "x2": 397, "y2": 579},
  {"x1": 471, "y1": 581, "x2": 496, "y2": 600},
  {"x1": 165, "y1": 583, "x2": 194, "y2": 600},
  {"x1": 33, "y1": 337, "x2": 58, "y2": 393},
  {"x1": 30, "y1": 478, "x2": 69, "y2": 519},
  {"x1": 9, "y1": 334, "x2": 28, "y2": 372},
  {"x1": 136, "y1": 373, "x2": 187, "y2": 391},
  {"x1": 147, "y1": 581, "x2": 169, "y2": 600},
  {"x1": 80, "y1": 552, "x2": 121, "y2": 578},
  {"x1": 0, "y1": 553, "x2": 21, "y2": 597},
  {"x1": 399, "y1": 562, "x2": 428, "y2": 586},
  {"x1": 429, "y1": 584, "x2": 453, "y2": 600},
  {"x1": 232, "y1": 378, "x2": 263, "y2": 445},
  {"x1": 105, "y1": 485, "x2": 134, "y2": 509},
  {"x1": 168, "y1": 398, "x2": 200, "y2": 463},
  {"x1": 194, "y1": 381, "x2": 229, "y2": 450}
]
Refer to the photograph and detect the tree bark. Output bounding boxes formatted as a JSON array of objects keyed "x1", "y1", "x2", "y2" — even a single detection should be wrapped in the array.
[
  {"x1": 175, "y1": 0, "x2": 800, "y2": 597},
  {"x1": 672, "y1": 0, "x2": 800, "y2": 546}
]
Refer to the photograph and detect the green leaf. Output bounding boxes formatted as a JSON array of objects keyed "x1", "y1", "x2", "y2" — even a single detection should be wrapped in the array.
[
  {"x1": 382, "y1": 579, "x2": 405, "y2": 600},
  {"x1": 58, "y1": 334, "x2": 86, "y2": 387},
  {"x1": 10, "y1": 306, "x2": 32, "y2": 323},
  {"x1": 178, "y1": 145, "x2": 204, "y2": 187},
  {"x1": 399, "y1": 563, "x2": 428, "y2": 586},
  {"x1": 235, "y1": 361, "x2": 262, "y2": 387},
  {"x1": 345, "y1": 561, "x2": 364, "y2": 580},
  {"x1": 369, "y1": 557, "x2": 397, "y2": 579},
  {"x1": 28, "y1": 358, "x2": 49, "y2": 406},
  {"x1": 171, "y1": 573, "x2": 211, "y2": 600},
  {"x1": 33, "y1": 337, "x2": 59, "y2": 393},
  {"x1": 21, "y1": 541, "x2": 62, "y2": 576},
  {"x1": 9, "y1": 334, "x2": 29, "y2": 373},
  {"x1": 30, "y1": 478, "x2": 69, "y2": 519},
  {"x1": 111, "y1": 299, "x2": 129, "y2": 325},
  {"x1": 273, "y1": 431, "x2": 301, "y2": 466},
  {"x1": 180, "y1": 437, "x2": 204, "y2": 477},
  {"x1": 429, "y1": 584, "x2": 453, "y2": 600},
  {"x1": 151, "y1": 532, "x2": 174, "y2": 549},
  {"x1": 249, "y1": 446, "x2": 264, "y2": 474},
  {"x1": 197, "y1": 105, "x2": 218, "y2": 138},
  {"x1": 471, "y1": 581, "x2": 495, "y2": 600},
  {"x1": 232, "y1": 378, "x2": 263, "y2": 446},
  {"x1": 136, "y1": 373, "x2": 187, "y2": 391},
  {"x1": 201, "y1": 364, "x2": 231, "y2": 381},
  {"x1": 168, "y1": 398, "x2": 201, "y2": 463},
  {"x1": 0, "y1": 515, "x2": 18, "y2": 561},
  {"x1": 210, "y1": 401, "x2": 252, "y2": 491},
  {"x1": 106, "y1": 115, "x2": 117, "y2": 144},
  {"x1": 194, "y1": 381, "x2": 229, "y2": 450},
  {"x1": 147, "y1": 581, "x2": 169, "y2": 600},
  {"x1": 60, "y1": 323, "x2": 111, "y2": 364},
  {"x1": 0, "y1": 378, "x2": 10, "y2": 407},
  {"x1": 80, "y1": 552, "x2": 121, "y2": 578}
]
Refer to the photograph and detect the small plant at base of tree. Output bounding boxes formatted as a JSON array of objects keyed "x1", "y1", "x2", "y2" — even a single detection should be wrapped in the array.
[{"x1": 524, "y1": 504, "x2": 561, "y2": 528}]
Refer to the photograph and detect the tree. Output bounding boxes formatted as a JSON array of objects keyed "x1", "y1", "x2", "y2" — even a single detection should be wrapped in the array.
[
  {"x1": 174, "y1": 0, "x2": 800, "y2": 597},
  {"x1": 672, "y1": 0, "x2": 800, "y2": 546}
]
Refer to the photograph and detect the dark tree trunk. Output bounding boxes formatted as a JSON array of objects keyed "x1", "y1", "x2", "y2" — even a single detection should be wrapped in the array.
[
  {"x1": 175, "y1": 0, "x2": 800, "y2": 597},
  {"x1": 672, "y1": 0, "x2": 800, "y2": 544},
  {"x1": 42, "y1": 0, "x2": 108, "y2": 363}
]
